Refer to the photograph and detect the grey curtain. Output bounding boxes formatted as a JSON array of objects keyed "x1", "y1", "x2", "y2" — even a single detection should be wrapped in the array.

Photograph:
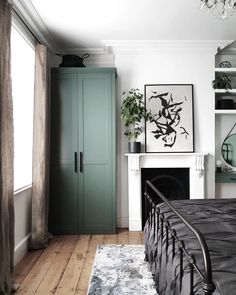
[
  {"x1": 30, "y1": 44, "x2": 50, "y2": 249},
  {"x1": 0, "y1": 1, "x2": 15, "y2": 294}
]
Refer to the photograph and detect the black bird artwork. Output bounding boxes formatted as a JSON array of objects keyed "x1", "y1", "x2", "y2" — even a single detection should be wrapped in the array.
[{"x1": 149, "y1": 91, "x2": 188, "y2": 148}]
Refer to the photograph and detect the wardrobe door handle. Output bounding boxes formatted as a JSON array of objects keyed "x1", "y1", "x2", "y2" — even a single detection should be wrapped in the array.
[
  {"x1": 80, "y1": 152, "x2": 83, "y2": 172},
  {"x1": 74, "y1": 152, "x2": 78, "y2": 172}
]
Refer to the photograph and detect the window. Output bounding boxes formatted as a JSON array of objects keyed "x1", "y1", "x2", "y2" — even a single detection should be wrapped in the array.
[{"x1": 11, "y1": 26, "x2": 35, "y2": 191}]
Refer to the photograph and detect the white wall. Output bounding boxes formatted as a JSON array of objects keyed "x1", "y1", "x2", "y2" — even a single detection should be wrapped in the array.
[
  {"x1": 14, "y1": 187, "x2": 32, "y2": 265},
  {"x1": 112, "y1": 43, "x2": 218, "y2": 227},
  {"x1": 50, "y1": 41, "x2": 229, "y2": 228}
]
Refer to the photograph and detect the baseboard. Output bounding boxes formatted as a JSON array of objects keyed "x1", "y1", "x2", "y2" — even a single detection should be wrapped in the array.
[
  {"x1": 129, "y1": 219, "x2": 142, "y2": 231},
  {"x1": 117, "y1": 216, "x2": 128, "y2": 228},
  {"x1": 14, "y1": 234, "x2": 31, "y2": 265}
]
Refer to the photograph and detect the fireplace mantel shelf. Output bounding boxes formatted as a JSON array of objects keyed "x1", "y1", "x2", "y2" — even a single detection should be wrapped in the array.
[
  {"x1": 125, "y1": 152, "x2": 207, "y2": 157},
  {"x1": 125, "y1": 152, "x2": 207, "y2": 172}
]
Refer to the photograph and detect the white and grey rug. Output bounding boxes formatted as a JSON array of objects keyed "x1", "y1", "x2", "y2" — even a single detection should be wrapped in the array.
[{"x1": 87, "y1": 244, "x2": 157, "y2": 295}]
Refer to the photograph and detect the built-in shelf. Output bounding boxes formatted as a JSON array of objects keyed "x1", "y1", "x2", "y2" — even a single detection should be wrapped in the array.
[
  {"x1": 215, "y1": 63, "x2": 236, "y2": 187},
  {"x1": 215, "y1": 172, "x2": 236, "y2": 183},
  {"x1": 215, "y1": 110, "x2": 236, "y2": 114},
  {"x1": 215, "y1": 68, "x2": 236, "y2": 73},
  {"x1": 215, "y1": 89, "x2": 236, "y2": 93}
]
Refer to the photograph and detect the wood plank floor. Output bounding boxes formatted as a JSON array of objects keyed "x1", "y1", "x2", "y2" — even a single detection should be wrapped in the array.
[{"x1": 13, "y1": 229, "x2": 143, "y2": 295}]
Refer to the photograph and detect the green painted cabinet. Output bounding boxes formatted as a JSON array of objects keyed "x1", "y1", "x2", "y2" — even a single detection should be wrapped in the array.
[{"x1": 49, "y1": 68, "x2": 116, "y2": 234}]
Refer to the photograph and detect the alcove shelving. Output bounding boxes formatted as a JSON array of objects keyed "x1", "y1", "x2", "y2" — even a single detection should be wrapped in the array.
[
  {"x1": 215, "y1": 110, "x2": 236, "y2": 114},
  {"x1": 214, "y1": 67, "x2": 236, "y2": 111},
  {"x1": 215, "y1": 67, "x2": 236, "y2": 73},
  {"x1": 215, "y1": 89, "x2": 236, "y2": 93},
  {"x1": 215, "y1": 47, "x2": 236, "y2": 194}
]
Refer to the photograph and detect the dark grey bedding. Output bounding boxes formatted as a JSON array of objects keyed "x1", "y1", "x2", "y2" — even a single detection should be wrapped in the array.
[{"x1": 144, "y1": 199, "x2": 236, "y2": 295}]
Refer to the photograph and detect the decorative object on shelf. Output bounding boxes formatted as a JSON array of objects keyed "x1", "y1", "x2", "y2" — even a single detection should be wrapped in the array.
[
  {"x1": 145, "y1": 84, "x2": 194, "y2": 153},
  {"x1": 57, "y1": 53, "x2": 89, "y2": 67},
  {"x1": 212, "y1": 73, "x2": 232, "y2": 91},
  {"x1": 222, "y1": 164, "x2": 233, "y2": 172},
  {"x1": 200, "y1": 0, "x2": 236, "y2": 20},
  {"x1": 216, "y1": 160, "x2": 222, "y2": 173},
  {"x1": 222, "y1": 123, "x2": 236, "y2": 167},
  {"x1": 219, "y1": 61, "x2": 232, "y2": 68},
  {"x1": 121, "y1": 88, "x2": 153, "y2": 153},
  {"x1": 217, "y1": 98, "x2": 234, "y2": 109}
]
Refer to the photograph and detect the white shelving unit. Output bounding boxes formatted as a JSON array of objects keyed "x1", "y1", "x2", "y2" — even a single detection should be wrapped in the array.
[
  {"x1": 214, "y1": 66, "x2": 236, "y2": 110},
  {"x1": 215, "y1": 109, "x2": 236, "y2": 114},
  {"x1": 215, "y1": 67, "x2": 236, "y2": 73},
  {"x1": 215, "y1": 62, "x2": 236, "y2": 193},
  {"x1": 215, "y1": 89, "x2": 236, "y2": 94}
]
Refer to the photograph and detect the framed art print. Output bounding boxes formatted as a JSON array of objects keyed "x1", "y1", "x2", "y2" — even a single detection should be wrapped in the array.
[{"x1": 145, "y1": 84, "x2": 194, "y2": 153}]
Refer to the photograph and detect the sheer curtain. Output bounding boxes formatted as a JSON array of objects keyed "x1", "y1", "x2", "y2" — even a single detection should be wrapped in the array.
[
  {"x1": 0, "y1": 0, "x2": 15, "y2": 294},
  {"x1": 30, "y1": 44, "x2": 50, "y2": 249}
]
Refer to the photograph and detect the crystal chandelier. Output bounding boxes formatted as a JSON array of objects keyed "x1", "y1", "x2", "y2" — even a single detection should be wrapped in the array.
[{"x1": 200, "y1": 0, "x2": 236, "y2": 20}]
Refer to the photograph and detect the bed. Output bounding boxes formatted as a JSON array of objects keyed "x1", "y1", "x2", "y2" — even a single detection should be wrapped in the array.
[{"x1": 144, "y1": 180, "x2": 236, "y2": 295}]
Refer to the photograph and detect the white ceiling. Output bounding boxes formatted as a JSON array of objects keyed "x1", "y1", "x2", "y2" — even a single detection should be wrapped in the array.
[{"x1": 29, "y1": 0, "x2": 236, "y2": 49}]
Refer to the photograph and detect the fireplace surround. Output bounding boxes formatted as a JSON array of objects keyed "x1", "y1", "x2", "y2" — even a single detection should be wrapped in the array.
[{"x1": 126, "y1": 153, "x2": 207, "y2": 231}]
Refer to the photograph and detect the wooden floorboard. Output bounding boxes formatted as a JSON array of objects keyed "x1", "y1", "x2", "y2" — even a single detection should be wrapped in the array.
[
  {"x1": 15, "y1": 237, "x2": 63, "y2": 295},
  {"x1": 35, "y1": 236, "x2": 77, "y2": 295},
  {"x1": 14, "y1": 229, "x2": 143, "y2": 295},
  {"x1": 128, "y1": 231, "x2": 142, "y2": 244},
  {"x1": 75, "y1": 235, "x2": 104, "y2": 295},
  {"x1": 103, "y1": 234, "x2": 117, "y2": 244},
  {"x1": 117, "y1": 228, "x2": 129, "y2": 244},
  {"x1": 13, "y1": 249, "x2": 43, "y2": 285},
  {"x1": 55, "y1": 235, "x2": 90, "y2": 295}
]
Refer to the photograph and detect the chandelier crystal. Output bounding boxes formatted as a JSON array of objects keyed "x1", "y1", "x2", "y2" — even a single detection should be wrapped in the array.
[{"x1": 200, "y1": 0, "x2": 236, "y2": 20}]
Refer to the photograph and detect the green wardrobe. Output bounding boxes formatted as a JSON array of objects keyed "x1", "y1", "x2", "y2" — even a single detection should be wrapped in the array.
[{"x1": 49, "y1": 68, "x2": 116, "y2": 234}]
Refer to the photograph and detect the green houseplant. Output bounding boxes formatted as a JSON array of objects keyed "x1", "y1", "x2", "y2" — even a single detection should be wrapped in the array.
[
  {"x1": 212, "y1": 73, "x2": 232, "y2": 90},
  {"x1": 121, "y1": 88, "x2": 152, "y2": 153},
  {"x1": 212, "y1": 73, "x2": 233, "y2": 109}
]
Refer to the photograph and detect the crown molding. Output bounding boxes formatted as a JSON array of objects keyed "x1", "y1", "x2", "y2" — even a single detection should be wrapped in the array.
[
  {"x1": 102, "y1": 40, "x2": 233, "y2": 54},
  {"x1": 217, "y1": 48, "x2": 236, "y2": 55},
  {"x1": 56, "y1": 47, "x2": 111, "y2": 55},
  {"x1": 217, "y1": 40, "x2": 236, "y2": 54},
  {"x1": 10, "y1": 0, "x2": 56, "y2": 51}
]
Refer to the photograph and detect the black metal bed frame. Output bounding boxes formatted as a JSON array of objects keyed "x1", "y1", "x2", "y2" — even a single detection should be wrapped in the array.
[{"x1": 145, "y1": 180, "x2": 216, "y2": 295}]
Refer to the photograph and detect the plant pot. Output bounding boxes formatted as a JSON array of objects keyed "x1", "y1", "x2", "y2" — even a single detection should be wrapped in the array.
[
  {"x1": 58, "y1": 53, "x2": 89, "y2": 67},
  {"x1": 217, "y1": 98, "x2": 234, "y2": 109},
  {"x1": 128, "y1": 141, "x2": 141, "y2": 153}
]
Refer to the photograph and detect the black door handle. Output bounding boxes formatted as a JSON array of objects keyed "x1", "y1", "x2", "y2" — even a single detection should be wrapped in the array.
[
  {"x1": 80, "y1": 152, "x2": 83, "y2": 172},
  {"x1": 74, "y1": 152, "x2": 77, "y2": 172}
]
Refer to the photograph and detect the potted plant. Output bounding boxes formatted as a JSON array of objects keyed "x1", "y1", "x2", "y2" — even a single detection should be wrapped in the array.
[
  {"x1": 212, "y1": 73, "x2": 233, "y2": 109},
  {"x1": 212, "y1": 73, "x2": 232, "y2": 90},
  {"x1": 121, "y1": 88, "x2": 153, "y2": 153}
]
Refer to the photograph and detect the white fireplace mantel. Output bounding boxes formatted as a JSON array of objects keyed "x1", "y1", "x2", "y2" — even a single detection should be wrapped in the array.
[{"x1": 125, "y1": 153, "x2": 207, "y2": 231}]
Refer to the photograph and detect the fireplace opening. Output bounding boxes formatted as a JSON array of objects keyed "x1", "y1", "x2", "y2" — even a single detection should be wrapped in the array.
[{"x1": 141, "y1": 168, "x2": 189, "y2": 228}]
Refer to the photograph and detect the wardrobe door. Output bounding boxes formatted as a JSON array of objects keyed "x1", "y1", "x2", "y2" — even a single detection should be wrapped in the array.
[
  {"x1": 78, "y1": 73, "x2": 116, "y2": 233},
  {"x1": 49, "y1": 73, "x2": 78, "y2": 234}
]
